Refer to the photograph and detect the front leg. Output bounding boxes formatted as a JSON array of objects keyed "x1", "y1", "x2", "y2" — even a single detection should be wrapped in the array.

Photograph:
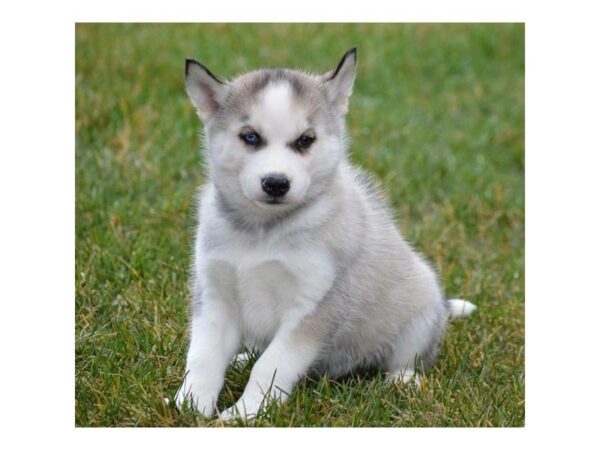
[
  {"x1": 220, "y1": 249, "x2": 335, "y2": 420},
  {"x1": 220, "y1": 318, "x2": 322, "y2": 420},
  {"x1": 176, "y1": 287, "x2": 240, "y2": 417}
]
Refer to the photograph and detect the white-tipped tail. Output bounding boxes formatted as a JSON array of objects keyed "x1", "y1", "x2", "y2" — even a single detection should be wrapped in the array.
[{"x1": 447, "y1": 299, "x2": 477, "y2": 319}]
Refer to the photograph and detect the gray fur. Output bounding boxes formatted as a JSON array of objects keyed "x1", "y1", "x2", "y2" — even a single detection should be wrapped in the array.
[
  {"x1": 178, "y1": 49, "x2": 475, "y2": 418},
  {"x1": 206, "y1": 68, "x2": 341, "y2": 136},
  {"x1": 194, "y1": 56, "x2": 449, "y2": 374},
  {"x1": 252, "y1": 161, "x2": 450, "y2": 377}
]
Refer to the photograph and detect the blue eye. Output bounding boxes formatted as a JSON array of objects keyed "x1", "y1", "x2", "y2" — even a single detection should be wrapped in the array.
[{"x1": 241, "y1": 132, "x2": 261, "y2": 146}]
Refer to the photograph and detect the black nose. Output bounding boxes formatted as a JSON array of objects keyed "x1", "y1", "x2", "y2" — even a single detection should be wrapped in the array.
[{"x1": 261, "y1": 174, "x2": 290, "y2": 198}]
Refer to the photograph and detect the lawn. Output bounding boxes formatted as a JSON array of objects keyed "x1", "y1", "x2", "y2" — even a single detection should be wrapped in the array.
[{"x1": 75, "y1": 23, "x2": 524, "y2": 427}]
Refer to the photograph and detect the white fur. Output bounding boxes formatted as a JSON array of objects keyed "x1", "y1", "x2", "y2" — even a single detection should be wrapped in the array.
[
  {"x1": 219, "y1": 319, "x2": 322, "y2": 420},
  {"x1": 178, "y1": 51, "x2": 475, "y2": 421},
  {"x1": 175, "y1": 293, "x2": 240, "y2": 416},
  {"x1": 447, "y1": 299, "x2": 477, "y2": 318},
  {"x1": 176, "y1": 186, "x2": 336, "y2": 418},
  {"x1": 239, "y1": 83, "x2": 313, "y2": 207},
  {"x1": 386, "y1": 369, "x2": 422, "y2": 386}
]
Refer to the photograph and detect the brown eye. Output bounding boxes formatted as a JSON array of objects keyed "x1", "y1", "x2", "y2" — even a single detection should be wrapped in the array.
[{"x1": 296, "y1": 134, "x2": 315, "y2": 151}]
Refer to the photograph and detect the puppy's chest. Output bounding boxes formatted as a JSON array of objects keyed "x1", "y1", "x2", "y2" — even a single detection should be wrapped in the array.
[{"x1": 202, "y1": 241, "x2": 333, "y2": 347}]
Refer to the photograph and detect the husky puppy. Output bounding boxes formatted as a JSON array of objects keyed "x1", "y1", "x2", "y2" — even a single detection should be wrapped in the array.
[{"x1": 175, "y1": 48, "x2": 476, "y2": 420}]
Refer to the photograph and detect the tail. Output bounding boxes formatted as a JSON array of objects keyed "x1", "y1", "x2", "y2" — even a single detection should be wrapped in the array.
[{"x1": 447, "y1": 299, "x2": 477, "y2": 319}]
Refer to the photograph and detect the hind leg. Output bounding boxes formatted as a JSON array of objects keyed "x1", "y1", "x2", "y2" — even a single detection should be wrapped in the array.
[{"x1": 385, "y1": 304, "x2": 447, "y2": 386}]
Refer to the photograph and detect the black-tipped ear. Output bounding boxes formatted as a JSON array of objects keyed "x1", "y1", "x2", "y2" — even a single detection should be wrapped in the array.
[
  {"x1": 185, "y1": 59, "x2": 229, "y2": 121},
  {"x1": 322, "y1": 48, "x2": 357, "y2": 115}
]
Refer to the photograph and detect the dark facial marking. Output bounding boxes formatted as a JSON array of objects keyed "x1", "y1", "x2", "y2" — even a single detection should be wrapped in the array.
[
  {"x1": 241, "y1": 131, "x2": 260, "y2": 146},
  {"x1": 289, "y1": 129, "x2": 317, "y2": 154},
  {"x1": 239, "y1": 126, "x2": 266, "y2": 150}
]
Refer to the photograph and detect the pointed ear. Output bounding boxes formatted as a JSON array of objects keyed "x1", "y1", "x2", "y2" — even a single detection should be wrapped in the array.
[
  {"x1": 322, "y1": 48, "x2": 357, "y2": 115},
  {"x1": 185, "y1": 59, "x2": 229, "y2": 121}
]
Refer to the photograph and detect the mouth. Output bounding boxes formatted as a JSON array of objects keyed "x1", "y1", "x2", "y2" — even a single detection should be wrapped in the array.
[{"x1": 255, "y1": 197, "x2": 288, "y2": 208}]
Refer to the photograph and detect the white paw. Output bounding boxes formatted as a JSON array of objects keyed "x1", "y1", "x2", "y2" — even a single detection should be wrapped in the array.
[
  {"x1": 219, "y1": 398, "x2": 260, "y2": 421},
  {"x1": 175, "y1": 381, "x2": 217, "y2": 417},
  {"x1": 218, "y1": 405, "x2": 240, "y2": 421},
  {"x1": 386, "y1": 369, "x2": 422, "y2": 387}
]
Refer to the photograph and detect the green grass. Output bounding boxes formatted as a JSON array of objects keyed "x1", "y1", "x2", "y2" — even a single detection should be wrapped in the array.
[{"x1": 75, "y1": 23, "x2": 524, "y2": 427}]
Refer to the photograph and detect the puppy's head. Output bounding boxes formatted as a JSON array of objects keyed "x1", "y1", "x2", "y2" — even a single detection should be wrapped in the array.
[{"x1": 185, "y1": 49, "x2": 357, "y2": 220}]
